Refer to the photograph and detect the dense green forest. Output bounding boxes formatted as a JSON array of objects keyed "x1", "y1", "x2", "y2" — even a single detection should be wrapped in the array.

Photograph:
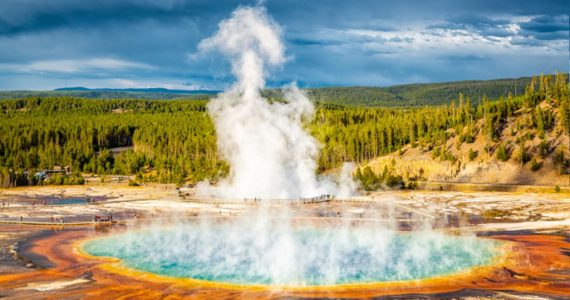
[
  {"x1": 0, "y1": 74, "x2": 568, "y2": 187},
  {"x1": 0, "y1": 100, "x2": 222, "y2": 185}
]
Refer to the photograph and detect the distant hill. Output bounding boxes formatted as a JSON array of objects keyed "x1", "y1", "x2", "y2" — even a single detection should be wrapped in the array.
[
  {"x1": 1, "y1": 75, "x2": 562, "y2": 107},
  {"x1": 55, "y1": 87, "x2": 90, "y2": 91},
  {"x1": 53, "y1": 87, "x2": 220, "y2": 95},
  {"x1": 0, "y1": 87, "x2": 219, "y2": 100},
  {"x1": 302, "y1": 76, "x2": 535, "y2": 107}
]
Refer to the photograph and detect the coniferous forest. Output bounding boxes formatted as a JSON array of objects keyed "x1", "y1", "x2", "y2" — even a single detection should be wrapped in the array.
[{"x1": 1, "y1": 73, "x2": 568, "y2": 187}]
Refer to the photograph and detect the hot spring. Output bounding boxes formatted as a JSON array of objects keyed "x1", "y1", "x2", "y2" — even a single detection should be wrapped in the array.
[{"x1": 82, "y1": 218, "x2": 501, "y2": 287}]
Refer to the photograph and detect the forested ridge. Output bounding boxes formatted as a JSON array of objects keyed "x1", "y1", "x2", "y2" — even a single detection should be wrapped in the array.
[
  {"x1": 0, "y1": 73, "x2": 568, "y2": 187},
  {"x1": 267, "y1": 76, "x2": 534, "y2": 106},
  {"x1": 1, "y1": 76, "x2": 537, "y2": 107}
]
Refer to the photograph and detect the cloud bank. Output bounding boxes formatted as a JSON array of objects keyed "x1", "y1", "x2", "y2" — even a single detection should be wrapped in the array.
[{"x1": 0, "y1": 0, "x2": 567, "y2": 90}]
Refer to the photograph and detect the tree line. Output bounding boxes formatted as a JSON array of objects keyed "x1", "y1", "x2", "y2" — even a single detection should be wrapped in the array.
[{"x1": 0, "y1": 73, "x2": 568, "y2": 187}]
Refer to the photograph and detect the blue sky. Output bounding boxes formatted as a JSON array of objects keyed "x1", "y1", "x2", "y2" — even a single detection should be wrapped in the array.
[{"x1": 0, "y1": 0, "x2": 568, "y2": 90}]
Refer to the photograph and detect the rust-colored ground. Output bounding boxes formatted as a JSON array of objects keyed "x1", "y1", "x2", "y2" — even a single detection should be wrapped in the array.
[{"x1": 0, "y1": 225, "x2": 569, "y2": 299}]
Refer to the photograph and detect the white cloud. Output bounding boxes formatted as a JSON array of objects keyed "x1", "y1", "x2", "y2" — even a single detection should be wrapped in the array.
[
  {"x1": 333, "y1": 22, "x2": 566, "y2": 59},
  {"x1": 0, "y1": 58, "x2": 153, "y2": 73},
  {"x1": 106, "y1": 78, "x2": 208, "y2": 90}
]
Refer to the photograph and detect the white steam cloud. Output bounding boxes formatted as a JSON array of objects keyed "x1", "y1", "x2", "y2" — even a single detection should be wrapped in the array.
[
  {"x1": 82, "y1": 7, "x2": 500, "y2": 291},
  {"x1": 196, "y1": 6, "x2": 355, "y2": 199}
]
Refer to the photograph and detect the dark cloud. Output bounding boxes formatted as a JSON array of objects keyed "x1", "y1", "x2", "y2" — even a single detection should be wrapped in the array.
[
  {"x1": 288, "y1": 38, "x2": 340, "y2": 46},
  {"x1": 518, "y1": 15, "x2": 569, "y2": 40},
  {"x1": 0, "y1": 0, "x2": 248, "y2": 35},
  {"x1": 426, "y1": 12, "x2": 568, "y2": 46},
  {"x1": 521, "y1": 15, "x2": 569, "y2": 33},
  {"x1": 0, "y1": 0, "x2": 567, "y2": 90},
  {"x1": 510, "y1": 37, "x2": 548, "y2": 47}
]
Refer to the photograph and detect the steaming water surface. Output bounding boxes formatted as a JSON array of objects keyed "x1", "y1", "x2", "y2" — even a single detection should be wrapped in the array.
[
  {"x1": 83, "y1": 221, "x2": 501, "y2": 286},
  {"x1": 77, "y1": 6, "x2": 503, "y2": 288}
]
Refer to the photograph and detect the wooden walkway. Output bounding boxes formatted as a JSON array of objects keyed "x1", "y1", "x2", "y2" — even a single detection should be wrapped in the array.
[
  {"x1": 0, "y1": 220, "x2": 115, "y2": 226},
  {"x1": 180, "y1": 196, "x2": 373, "y2": 205}
]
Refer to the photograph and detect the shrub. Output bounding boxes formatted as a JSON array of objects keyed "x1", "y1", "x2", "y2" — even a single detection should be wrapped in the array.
[
  {"x1": 496, "y1": 144, "x2": 509, "y2": 162},
  {"x1": 355, "y1": 166, "x2": 381, "y2": 191},
  {"x1": 468, "y1": 149, "x2": 478, "y2": 161},
  {"x1": 432, "y1": 147, "x2": 441, "y2": 159},
  {"x1": 538, "y1": 140, "x2": 549, "y2": 158},
  {"x1": 128, "y1": 180, "x2": 140, "y2": 186},
  {"x1": 46, "y1": 174, "x2": 84, "y2": 185},
  {"x1": 553, "y1": 148, "x2": 569, "y2": 174},
  {"x1": 516, "y1": 143, "x2": 530, "y2": 165},
  {"x1": 484, "y1": 143, "x2": 493, "y2": 154},
  {"x1": 46, "y1": 174, "x2": 64, "y2": 185},
  {"x1": 530, "y1": 158, "x2": 541, "y2": 171},
  {"x1": 443, "y1": 152, "x2": 457, "y2": 163},
  {"x1": 385, "y1": 174, "x2": 404, "y2": 188},
  {"x1": 406, "y1": 180, "x2": 417, "y2": 190},
  {"x1": 460, "y1": 134, "x2": 475, "y2": 143},
  {"x1": 553, "y1": 148, "x2": 566, "y2": 165},
  {"x1": 63, "y1": 176, "x2": 85, "y2": 185}
]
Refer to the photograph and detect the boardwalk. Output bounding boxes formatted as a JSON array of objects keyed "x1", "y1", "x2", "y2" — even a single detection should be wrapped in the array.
[{"x1": 0, "y1": 220, "x2": 114, "y2": 226}]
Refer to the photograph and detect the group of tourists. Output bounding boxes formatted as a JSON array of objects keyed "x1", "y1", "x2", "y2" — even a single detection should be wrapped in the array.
[
  {"x1": 93, "y1": 215, "x2": 113, "y2": 222},
  {"x1": 31, "y1": 200, "x2": 48, "y2": 206},
  {"x1": 50, "y1": 216, "x2": 65, "y2": 224}
]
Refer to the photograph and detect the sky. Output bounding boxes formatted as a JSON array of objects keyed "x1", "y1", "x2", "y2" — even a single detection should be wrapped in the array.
[{"x1": 0, "y1": 0, "x2": 568, "y2": 90}]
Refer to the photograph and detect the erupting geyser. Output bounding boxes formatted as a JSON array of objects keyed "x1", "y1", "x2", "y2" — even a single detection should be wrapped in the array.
[
  {"x1": 82, "y1": 5, "x2": 506, "y2": 291},
  {"x1": 195, "y1": 6, "x2": 355, "y2": 199}
]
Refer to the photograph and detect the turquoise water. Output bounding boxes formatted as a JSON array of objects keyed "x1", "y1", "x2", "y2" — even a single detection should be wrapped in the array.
[
  {"x1": 49, "y1": 197, "x2": 87, "y2": 205},
  {"x1": 83, "y1": 221, "x2": 500, "y2": 286}
]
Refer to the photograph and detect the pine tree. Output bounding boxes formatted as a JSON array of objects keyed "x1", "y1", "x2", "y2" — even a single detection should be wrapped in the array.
[
  {"x1": 496, "y1": 144, "x2": 509, "y2": 162},
  {"x1": 468, "y1": 149, "x2": 477, "y2": 161},
  {"x1": 534, "y1": 106, "x2": 545, "y2": 138}
]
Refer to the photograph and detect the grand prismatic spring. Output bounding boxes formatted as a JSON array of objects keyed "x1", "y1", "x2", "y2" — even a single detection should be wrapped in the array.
[
  {"x1": 82, "y1": 221, "x2": 500, "y2": 286},
  {"x1": 75, "y1": 5, "x2": 505, "y2": 291},
  {"x1": 78, "y1": 5, "x2": 515, "y2": 294},
  {"x1": 0, "y1": 2, "x2": 569, "y2": 300}
]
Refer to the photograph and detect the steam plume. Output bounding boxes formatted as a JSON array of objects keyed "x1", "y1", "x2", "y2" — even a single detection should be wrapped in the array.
[{"x1": 196, "y1": 6, "x2": 354, "y2": 199}]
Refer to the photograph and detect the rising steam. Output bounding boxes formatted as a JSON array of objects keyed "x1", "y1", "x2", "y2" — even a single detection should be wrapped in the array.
[
  {"x1": 80, "y1": 7, "x2": 505, "y2": 290},
  {"x1": 196, "y1": 6, "x2": 355, "y2": 199}
]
